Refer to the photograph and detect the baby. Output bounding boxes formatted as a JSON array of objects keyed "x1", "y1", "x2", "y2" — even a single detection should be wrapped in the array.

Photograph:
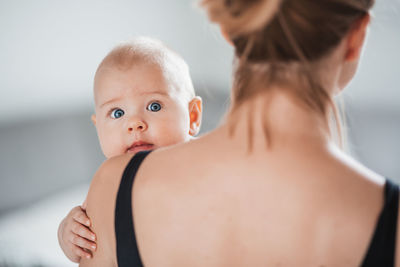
[{"x1": 57, "y1": 37, "x2": 202, "y2": 262}]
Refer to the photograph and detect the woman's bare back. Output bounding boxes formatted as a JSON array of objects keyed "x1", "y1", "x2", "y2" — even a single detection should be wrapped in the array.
[{"x1": 132, "y1": 121, "x2": 387, "y2": 266}]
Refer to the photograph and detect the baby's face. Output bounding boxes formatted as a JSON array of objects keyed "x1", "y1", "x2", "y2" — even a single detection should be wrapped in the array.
[{"x1": 93, "y1": 62, "x2": 194, "y2": 158}]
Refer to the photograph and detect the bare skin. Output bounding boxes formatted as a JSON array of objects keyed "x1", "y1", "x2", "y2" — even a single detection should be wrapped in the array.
[
  {"x1": 58, "y1": 57, "x2": 202, "y2": 262},
  {"x1": 80, "y1": 14, "x2": 400, "y2": 267},
  {"x1": 80, "y1": 92, "x2": 393, "y2": 267}
]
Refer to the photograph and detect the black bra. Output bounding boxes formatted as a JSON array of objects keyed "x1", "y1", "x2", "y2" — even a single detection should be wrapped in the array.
[{"x1": 115, "y1": 151, "x2": 398, "y2": 266}]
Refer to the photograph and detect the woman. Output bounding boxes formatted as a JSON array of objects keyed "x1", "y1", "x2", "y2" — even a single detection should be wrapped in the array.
[{"x1": 81, "y1": 0, "x2": 399, "y2": 266}]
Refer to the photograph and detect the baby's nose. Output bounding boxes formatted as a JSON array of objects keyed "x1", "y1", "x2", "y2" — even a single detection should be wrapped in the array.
[{"x1": 128, "y1": 120, "x2": 147, "y2": 132}]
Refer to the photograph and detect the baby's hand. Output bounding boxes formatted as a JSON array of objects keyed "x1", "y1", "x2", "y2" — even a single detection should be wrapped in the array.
[{"x1": 57, "y1": 204, "x2": 97, "y2": 262}]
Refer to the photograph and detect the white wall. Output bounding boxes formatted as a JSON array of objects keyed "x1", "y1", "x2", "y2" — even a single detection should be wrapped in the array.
[{"x1": 0, "y1": 0, "x2": 399, "y2": 123}]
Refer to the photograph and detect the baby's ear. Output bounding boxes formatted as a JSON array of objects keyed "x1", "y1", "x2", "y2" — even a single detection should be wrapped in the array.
[
  {"x1": 188, "y1": 96, "x2": 202, "y2": 136},
  {"x1": 91, "y1": 114, "x2": 97, "y2": 126}
]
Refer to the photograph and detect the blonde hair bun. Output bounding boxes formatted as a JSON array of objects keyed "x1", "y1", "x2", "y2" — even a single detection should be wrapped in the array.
[{"x1": 201, "y1": 0, "x2": 282, "y2": 38}]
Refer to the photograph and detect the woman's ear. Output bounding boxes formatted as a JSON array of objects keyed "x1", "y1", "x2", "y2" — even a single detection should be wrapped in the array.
[
  {"x1": 91, "y1": 114, "x2": 97, "y2": 126},
  {"x1": 188, "y1": 96, "x2": 202, "y2": 136},
  {"x1": 345, "y1": 13, "x2": 371, "y2": 62},
  {"x1": 220, "y1": 26, "x2": 234, "y2": 46}
]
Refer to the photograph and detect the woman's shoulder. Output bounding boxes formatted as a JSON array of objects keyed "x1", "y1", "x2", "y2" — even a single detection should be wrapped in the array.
[
  {"x1": 96, "y1": 153, "x2": 135, "y2": 180},
  {"x1": 131, "y1": 134, "x2": 221, "y2": 209},
  {"x1": 86, "y1": 153, "x2": 137, "y2": 212},
  {"x1": 325, "y1": 143, "x2": 386, "y2": 189},
  {"x1": 135, "y1": 139, "x2": 201, "y2": 184},
  {"x1": 86, "y1": 154, "x2": 135, "y2": 201},
  {"x1": 137, "y1": 131, "x2": 221, "y2": 179},
  {"x1": 81, "y1": 154, "x2": 135, "y2": 267}
]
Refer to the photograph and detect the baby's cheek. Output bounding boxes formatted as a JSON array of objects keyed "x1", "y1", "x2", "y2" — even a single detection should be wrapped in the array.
[
  {"x1": 156, "y1": 122, "x2": 188, "y2": 147},
  {"x1": 99, "y1": 130, "x2": 124, "y2": 158},
  {"x1": 100, "y1": 138, "x2": 116, "y2": 158}
]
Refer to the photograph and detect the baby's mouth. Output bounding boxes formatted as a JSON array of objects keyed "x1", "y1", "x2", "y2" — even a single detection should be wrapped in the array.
[{"x1": 126, "y1": 141, "x2": 154, "y2": 154}]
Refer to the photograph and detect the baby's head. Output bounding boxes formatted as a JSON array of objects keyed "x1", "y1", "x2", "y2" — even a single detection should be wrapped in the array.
[{"x1": 92, "y1": 37, "x2": 202, "y2": 158}]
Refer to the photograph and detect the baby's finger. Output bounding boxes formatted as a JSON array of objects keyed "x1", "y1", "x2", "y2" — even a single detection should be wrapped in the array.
[
  {"x1": 72, "y1": 244, "x2": 92, "y2": 259},
  {"x1": 71, "y1": 221, "x2": 96, "y2": 241},
  {"x1": 72, "y1": 209, "x2": 91, "y2": 227},
  {"x1": 70, "y1": 233, "x2": 97, "y2": 252}
]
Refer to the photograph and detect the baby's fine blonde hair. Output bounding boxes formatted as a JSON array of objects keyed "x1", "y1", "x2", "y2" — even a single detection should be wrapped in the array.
[{"x1": 95, "y1": 37, "x2": 195, "y2": 102}]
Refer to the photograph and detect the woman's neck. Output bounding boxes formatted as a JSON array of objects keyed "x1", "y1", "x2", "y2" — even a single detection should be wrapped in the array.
[{"x1": 225, "y1": 90, "x2": 334, "y2": 151}]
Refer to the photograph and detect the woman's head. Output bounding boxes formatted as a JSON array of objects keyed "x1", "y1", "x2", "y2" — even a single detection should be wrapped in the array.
[
  {"x1": 203, "y1": 0, "x2": 373, "y2": 61},
  {"x1": 202, "y1": 0, "x2": 374, "y2": 146}
]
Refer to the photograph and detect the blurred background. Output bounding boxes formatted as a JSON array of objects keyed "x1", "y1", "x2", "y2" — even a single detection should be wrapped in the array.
[{"x1": 0, "y1": 0, "x2": 399, "y2": 266}]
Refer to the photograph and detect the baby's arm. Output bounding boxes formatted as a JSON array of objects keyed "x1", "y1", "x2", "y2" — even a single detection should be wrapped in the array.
[{"x1": 57, "y1": 203, "x2": 97, "y2": 262}]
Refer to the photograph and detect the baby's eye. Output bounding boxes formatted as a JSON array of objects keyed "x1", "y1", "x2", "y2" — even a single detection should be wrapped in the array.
[
  {"x1": 110, "y1": 108, "x2": 125, "y2": 119},
  {"x1": 147, "y1": 102, "x2": 162, "y2": 112}
]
